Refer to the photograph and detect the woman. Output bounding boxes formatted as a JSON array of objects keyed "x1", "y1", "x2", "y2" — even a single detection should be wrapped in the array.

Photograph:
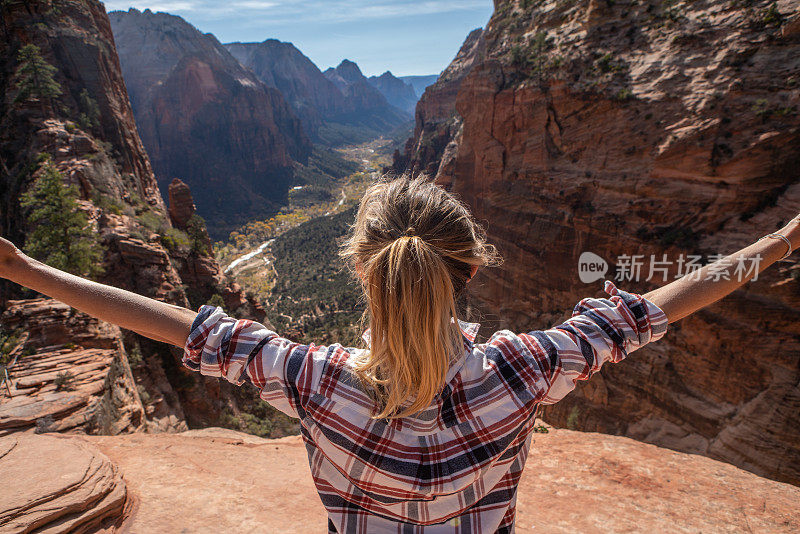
[{"x1": 0, "y1": 176, "x2": 797, "y2": 533}]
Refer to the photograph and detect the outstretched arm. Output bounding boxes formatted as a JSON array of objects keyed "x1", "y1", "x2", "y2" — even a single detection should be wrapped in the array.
[
  {"x1": 0, "y1": 237, "x2": 195, "y2": 347},
  {"x1": 644, "y1": 214, "x2": 800, "y2": 323}
]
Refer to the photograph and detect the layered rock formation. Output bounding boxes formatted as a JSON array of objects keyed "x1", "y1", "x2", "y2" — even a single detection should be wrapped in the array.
[
  {"x1": 0, "y1": 299, "x2": 144, "y2": 436},
  {"x1": 395, "y1": 0, "x2": 800, "y2": 485},
  {"x1": 393, "y1": 27, "x2": 484, "y2": 174},
  {"x1": 4, "y1": 427, "x2": 799, "y2": 532},
  {"x1": 109, "y1": 8, "x2": 312, "y2": 236},
  {"x1": 0, "y1": 0, "x2": 272, "y2": 435},
  {"x1": 0, "y1": 433, "x2": 128, "y2": 532},
  {"x1": 368, "y1": 71, "x2": 418, "y2": 113}
]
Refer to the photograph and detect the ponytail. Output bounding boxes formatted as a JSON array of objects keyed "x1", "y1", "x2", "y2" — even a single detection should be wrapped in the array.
[{"x1": 340, "y1": 175, "x2": 500, "y2": 418}]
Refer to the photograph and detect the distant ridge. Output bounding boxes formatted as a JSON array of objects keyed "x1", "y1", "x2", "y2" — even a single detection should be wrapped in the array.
[
  {"x1": 367, "y1": 71, "x2": 418, "y2": 113},
  {"x1": 226, "y1": 42, "x2": 411, "y2": 146}
]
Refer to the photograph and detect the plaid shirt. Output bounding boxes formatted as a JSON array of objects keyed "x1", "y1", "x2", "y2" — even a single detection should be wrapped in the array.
[{"x1": 183, "y1": 280, "x2": 668, "y2": 533}]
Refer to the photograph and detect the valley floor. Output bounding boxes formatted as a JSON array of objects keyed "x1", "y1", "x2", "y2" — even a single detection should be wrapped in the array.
[{"x1": 214, "y1": 138, "x2": 392, "y2": 345}]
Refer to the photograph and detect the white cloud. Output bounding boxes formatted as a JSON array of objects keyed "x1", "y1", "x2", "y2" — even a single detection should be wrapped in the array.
[{"x1": 103, "y1": 0, "x2": 488, "y2": 21}]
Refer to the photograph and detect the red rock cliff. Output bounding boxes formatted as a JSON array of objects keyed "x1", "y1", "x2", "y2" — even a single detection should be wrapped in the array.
[
  {"x1": 0, "y1": 0, "x2": 270, "y2": 435},
  {"x1": 396, "y1": 0, "x2": 800, "y2": 485}
]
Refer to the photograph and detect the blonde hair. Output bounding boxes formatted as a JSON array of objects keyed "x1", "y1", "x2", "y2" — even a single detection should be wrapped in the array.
[{"x1": 340, "y1": 175, "x2": 500, "y2": 419}]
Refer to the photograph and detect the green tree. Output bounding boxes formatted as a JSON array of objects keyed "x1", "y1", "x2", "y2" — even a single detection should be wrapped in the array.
[
  {"x1": 186, "y1": 214, "x2": 211, "y2": 255},
  {"x1": 12, "y1": 44, "x2": 62, "y2": 116},
  {"x1": 77, "y1": 88, "x2": 100, "y2": 131},
  {"x1": 20, "y1": 155, "x2": 104, "y2": 278}
]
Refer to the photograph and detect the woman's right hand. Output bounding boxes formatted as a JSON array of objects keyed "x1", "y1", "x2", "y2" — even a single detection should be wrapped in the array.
[
  {"x1": 0, "y1": 237, "x2": 27, "y2": 281},
  {"x1": 777, "y1": 213, "x2": 800, "y2": 251}
]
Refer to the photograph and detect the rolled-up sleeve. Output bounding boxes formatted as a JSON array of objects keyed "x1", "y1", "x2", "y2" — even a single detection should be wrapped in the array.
[
  {"x1": 483, "y1": 280, "x2": 668, "y2": 409},
  {"x1": 525, "y1": 280, "x2": 668, "y2": 404},
  {"x1": 182, "y1": 305, "x2": 318, "y2": 419}
]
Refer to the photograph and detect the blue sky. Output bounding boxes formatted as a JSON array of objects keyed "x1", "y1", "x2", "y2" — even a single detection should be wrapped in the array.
[{"x1": 102, "y1": 1, "x2": 493, "y2": 77}]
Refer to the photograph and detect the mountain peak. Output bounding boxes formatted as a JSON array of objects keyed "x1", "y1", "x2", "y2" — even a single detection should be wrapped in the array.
[{"x1": 334, "y1": 59, "x2": 365, "y2": 82}]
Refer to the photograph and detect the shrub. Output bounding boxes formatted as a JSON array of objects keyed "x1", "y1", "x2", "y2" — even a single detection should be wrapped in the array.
[
  {"x1": 613, "y1": 88, "x2": 634, "y2": 101},
  {"x1": 206, "y1": 293, "x2": 226, "y2": 310},
  {"x1": 596, "y1": 52, "x2": 626, "y2": 74},
  {"x1": 35, "y1": 416, "x2": 55, "y2": 434},
  {"x1": 761, "y1": 3, "x2": 782, "y2": 26},
  {"x1": 160, "y1": 227, "x2": 191, "y2": 251},
  {"x1": 137, "y1": 385, "x2": 151, "y2": 405},
  {"x1": 0, "y1": 327, "x2": 24, "y2": 366},
  {"x1": 12, "y1": 44, "x2": 62, "y2": 114},
  {"x1": 752, "y1": 98, "x2": 771, "y2": 121},
  {"x1": 126, "y1": 344, "x2": 143, "y2": 367},
  {"x1": 54, "y1": 371, "x2": 75, "y2": 391},
  {"x1": 566, "y1": 405, "x2": 580, "y2": 430},
  {"x1": 138, "y1": 210, "x2": 166, "y2": 234},
  {"x1": 187, "y1": 214, "x2": 211, "y2": 255},
  {"x1": 77, "y1": 89, "x2": 100, "y2": 131},
  {"x1": 91, "y1": 191, "x2": 123, "y2": 215}
]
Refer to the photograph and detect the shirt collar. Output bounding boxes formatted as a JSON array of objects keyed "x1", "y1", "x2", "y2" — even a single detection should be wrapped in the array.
[{"x1": 361, "y1": 318, "x2": 480, "y2": 350}]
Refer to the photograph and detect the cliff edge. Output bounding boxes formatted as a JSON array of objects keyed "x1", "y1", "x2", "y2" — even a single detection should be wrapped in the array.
[{"x1": 2, "y1": 427, "x2": 798, "y2": 532}]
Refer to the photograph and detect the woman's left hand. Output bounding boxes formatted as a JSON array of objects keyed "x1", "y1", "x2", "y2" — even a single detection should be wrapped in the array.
[{"x1": 0, "y1": 237, "x2": 27, "y2": 281}]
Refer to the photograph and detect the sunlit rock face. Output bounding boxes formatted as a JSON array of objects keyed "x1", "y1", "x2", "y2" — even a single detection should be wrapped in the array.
[
  {"x1": 0, "y1": 299, "x2": 145, "y2": 437},
  {"x1": 395, "y1": 0, "x2": 800, "y2": 485},
  {"x1": 109, "y1": 8, "x2": 312, "y2": 235}
]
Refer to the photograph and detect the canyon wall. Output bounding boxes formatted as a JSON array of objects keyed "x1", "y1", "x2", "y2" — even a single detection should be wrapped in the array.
[
  {"x1": 0, "y1": 0, "x2": 268, "y2": 434},
  {"x1": 109, "y1": 9, "x2": 312, "y2": 237},
  {"x1": 396, "y1": 0, "x2": 800, "y2": 485}
]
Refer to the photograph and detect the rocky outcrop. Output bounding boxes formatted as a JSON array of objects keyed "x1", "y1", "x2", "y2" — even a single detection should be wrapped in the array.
[
  {"x1": 167, "y1": 177, "x2": 195, "y2": 229},
  {"x1": 0, "y1": 434, "x2": 129, "y2": 532},
  {"x1": 0, "y1": 299, "x2": 144, "y2": 437},
  {"x1": 167, "y1": 177, "x2": 266, "y2": 321},
  {"x1": 109, "y1": 8, "x2": 312, "y2": 237},
  {"x1": 368, "y1": 71, "x2": 418, "y2": 113},
  {"x1": 6, "y1": 427, "x2": 788, "y2": 532},
  {"x1": 3, "y1": 427, "x2": 798, "y2": 532},
  {"x1": 395, "y1": 0, "x2": 800, "y2": 485}
]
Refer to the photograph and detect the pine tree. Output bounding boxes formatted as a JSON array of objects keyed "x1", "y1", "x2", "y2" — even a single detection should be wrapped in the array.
[
  {"x1": 77, "y1": 88, "x2": 100, "y2": 131},
  {"x1": 13, "y1": 44, "x2": 62, "y2": 116},
  {"x1": 20, "y1": 155, "x2": 104, "y2": 278},
  {"x1": 187, "y1": 214, "x2": 211, "y2": 255}
]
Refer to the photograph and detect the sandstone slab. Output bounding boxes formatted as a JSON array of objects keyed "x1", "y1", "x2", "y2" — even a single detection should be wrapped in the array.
[{"x1": 0, "y1": 433, "x2": 127, "y2": 533}]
